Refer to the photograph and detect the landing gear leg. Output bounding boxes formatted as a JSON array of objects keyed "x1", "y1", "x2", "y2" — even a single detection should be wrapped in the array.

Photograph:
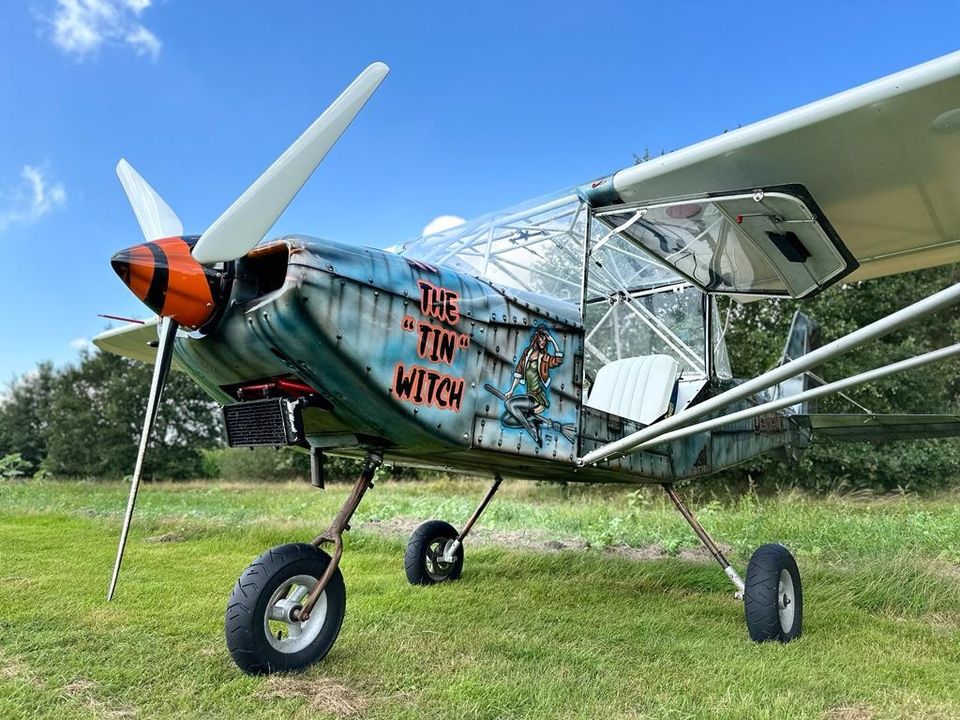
[
  {"x1": 662, "y1": 483, "x2": 803, "y2": 643},
  {"x1": 662, "y1": 483, "x2": 745, "y2": 596},
  {"x1": 405, "y1": 474, "x2": 503, "y2": 585},
  {"x1": 299, "y1": 451, "x2": 383, "y2": 620},
  {"x1": 224, "y1": 451, "x2": 381, "y2": 674}
]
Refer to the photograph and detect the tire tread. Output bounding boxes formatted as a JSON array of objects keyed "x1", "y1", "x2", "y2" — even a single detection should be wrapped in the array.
[
  {"x1": 743, "y1": 542, "x2": 802, "y2": 643},
  {"x1": 224, "y1": 543, "x2": 345, "y2": 675}
]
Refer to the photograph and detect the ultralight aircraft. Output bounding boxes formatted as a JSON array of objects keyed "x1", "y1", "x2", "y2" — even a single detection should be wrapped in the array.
[{"x1": 95, "y1": 51, "x2": 960, "y2": 674}]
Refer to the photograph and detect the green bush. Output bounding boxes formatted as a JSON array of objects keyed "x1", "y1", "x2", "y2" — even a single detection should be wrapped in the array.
[
  {"x1": 0, "y1": 453, "x2": 30, "y2": 480},
  {"x1": 202, "y1": 446, "x2": 363, "y2": 482},
  {"x1": 202, "y1": 447, "x2": 309, "y2": 481},
  {"x1": 0, "y1": 350, "x2": 222, "y2": 480}
]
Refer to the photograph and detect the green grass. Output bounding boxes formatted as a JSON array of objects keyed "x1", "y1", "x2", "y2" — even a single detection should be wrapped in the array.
[{"x1": 1, "y1": 478, "x2": 959, "y2": 719}]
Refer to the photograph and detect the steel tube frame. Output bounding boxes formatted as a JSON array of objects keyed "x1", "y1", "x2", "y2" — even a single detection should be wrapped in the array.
[
  {"x1": 619, "y1": 296, "x2": 706, "y2": 373},
  {"x1": 579, "y1": 279, "x2": 960, "y2": 466},
  {"x1": 432, "y1": 194, "x2": 579, "y2": 266},
  {"x1": 626, "y1": 341, "x2": 960, "y2": 452}
]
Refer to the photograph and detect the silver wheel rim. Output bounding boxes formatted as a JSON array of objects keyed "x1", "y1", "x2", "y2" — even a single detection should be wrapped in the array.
[
  {"x1": 263, "y1": 574, "x2": 328, "y2": 654},
  {"x1": 425, "y1": 538, "x2": 455, "y2": 581},
  {"x1": 777, "y1": 568, "x2": 796, "y2": 634}
]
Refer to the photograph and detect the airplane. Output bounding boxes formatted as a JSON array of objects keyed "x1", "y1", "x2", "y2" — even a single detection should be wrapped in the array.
[{"x1": 93, "y1": 51, "x2": 960, "y2": 675}]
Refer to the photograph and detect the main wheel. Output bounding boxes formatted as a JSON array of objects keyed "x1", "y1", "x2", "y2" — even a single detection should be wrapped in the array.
[
  {"x1": 404, "y1": 520, "x2": 463, "y2": 585},
  {"x1": 744, "y1": 543, "x2": 802, "y2": 643},
  {"x1": 225, "y1": 543, "x2": 346, "y2": 675}
]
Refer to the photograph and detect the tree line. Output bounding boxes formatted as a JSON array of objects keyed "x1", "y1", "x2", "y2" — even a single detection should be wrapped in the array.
[
  {"x1": 0, "y1": 352, "x2": 221, "y2": 480},
  {"x1": 723, "y1": 264, "x2": 960, "y2": 492},
  {"x1": 2, "y1": 264, "x2": 959, "y2": 491}
]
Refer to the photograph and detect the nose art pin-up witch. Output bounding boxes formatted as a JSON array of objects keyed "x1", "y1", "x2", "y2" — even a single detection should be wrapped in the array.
[
  {"x1": 485, "y1": 324, "x2": 574, "y2": 446},
  {"x1": 509, "y1": 324, "x2": 564, "y2": 413}
]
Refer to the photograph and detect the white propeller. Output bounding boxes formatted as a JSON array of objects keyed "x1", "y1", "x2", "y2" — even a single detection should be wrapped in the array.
[
  {"x1": 190, "y1": 61, "x2": 389, "y2": 265},
  {"x1": 107, "y1": 315, "x2": 179, "y2": 600},
  {"x1": 106, "y1": 62, "x2": 390, "y2": 601},
  {"x1": 116, "y1": 159, "x2": 183, "y2": 242}
]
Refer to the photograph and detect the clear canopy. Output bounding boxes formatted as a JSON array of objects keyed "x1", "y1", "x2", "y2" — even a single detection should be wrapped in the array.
[
  {"x1": 398, "y1": 192, "x2": 685, "y2": 311},
  {"x1": 399, "y1": 191, "x2": 732, "y2": 380},
  {"x1": 397, "y1": 193, "x2": 588, "y2": 313}
]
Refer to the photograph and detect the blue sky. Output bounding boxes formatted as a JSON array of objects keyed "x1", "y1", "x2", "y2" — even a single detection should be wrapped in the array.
[{"x1": 1, "y1": 1, "x2": 959, "y2": 380}]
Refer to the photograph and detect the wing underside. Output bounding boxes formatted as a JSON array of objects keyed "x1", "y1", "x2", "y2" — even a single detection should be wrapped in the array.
[
  {"x1": 583, "y1": 51, "x2": 960, "y2": 287},
  {"x1": 805, "y1": 413, "x2": 960, "y2": 442}
]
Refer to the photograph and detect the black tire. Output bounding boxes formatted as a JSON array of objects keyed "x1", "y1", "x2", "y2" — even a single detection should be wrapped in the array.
[
  {"x1": 225, "y1": 543, "x2": 345, "y2": 675},
  {"x1": 404, "y1": 520, "x2": 463, "y2": 585},
  {"x1": 744, "y1": 543, "x2": 802, "y2": 643}
]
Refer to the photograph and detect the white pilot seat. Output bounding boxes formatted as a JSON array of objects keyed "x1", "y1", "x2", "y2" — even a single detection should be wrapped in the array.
[{"x1": 585, "y1": 355, "x2": 680, "y2": 426}]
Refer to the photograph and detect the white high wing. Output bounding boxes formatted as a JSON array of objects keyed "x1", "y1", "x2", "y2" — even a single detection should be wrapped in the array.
[{"x1": 591, "y1": 50, "x2": 960, "y2": 283}]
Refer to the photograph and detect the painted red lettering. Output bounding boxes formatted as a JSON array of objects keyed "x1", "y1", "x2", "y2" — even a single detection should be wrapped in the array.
[
  {"x1": 391, "y1": 362, "x2": 464, "y2": 412},
  {"x1": 417, "y1": 280, "x2": 461, "y2": 325}
]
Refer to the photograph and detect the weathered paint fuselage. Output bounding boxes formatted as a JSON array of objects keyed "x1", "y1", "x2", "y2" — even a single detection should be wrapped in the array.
[{"x1": 173, "y1": 236, "x2": 809, "y2": 483}]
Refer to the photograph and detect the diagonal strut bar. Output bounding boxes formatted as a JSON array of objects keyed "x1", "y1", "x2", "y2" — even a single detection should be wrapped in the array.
[{"x1": 580, "y1": 278, "x2": 960, "y2": 465}]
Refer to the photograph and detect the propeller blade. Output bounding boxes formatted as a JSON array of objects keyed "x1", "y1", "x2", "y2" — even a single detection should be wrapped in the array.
[
  {"x1": 106, "y1": 316, "x2": 179, "y2": 601},
  {"x1": 190, "y1": 62, "x2": 389, "y2": 266},
  {"x1": 116, "y1": 159, "x2": 184, "y2": 242}
]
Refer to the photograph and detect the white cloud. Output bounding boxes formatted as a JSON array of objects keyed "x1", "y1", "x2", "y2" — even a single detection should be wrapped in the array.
[
  {"x1": 0, "y1": 165, "x2": 67, "y2": 234},
  {"x1": 47, "y1": 0, "x2": 162, "y2": 61},
  {"x1": 124, "y1": 24, "x2": 161, "y2": 58},
  {"x1": 69, "y1": 337, "x2": 93, "y2": 352},
  {"x1": 422, "y1": 215, "x2": 466, "y2": 237}
]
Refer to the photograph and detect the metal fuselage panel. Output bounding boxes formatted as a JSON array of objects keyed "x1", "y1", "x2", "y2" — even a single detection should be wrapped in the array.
[{"x1": 173, "y1": 237, "x2": 807, "y2": 484}]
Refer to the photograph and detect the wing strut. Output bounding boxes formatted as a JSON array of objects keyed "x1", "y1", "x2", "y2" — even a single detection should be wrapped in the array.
[
  {"x1": 579, "y1": 278, "x2": 960, "y2": 465},
  {"x1": 605, "y1": 342, "x2": 960, "y2": 455}
]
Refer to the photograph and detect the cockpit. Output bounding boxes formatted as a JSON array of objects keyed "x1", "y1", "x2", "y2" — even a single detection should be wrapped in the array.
[{"x1": 397, "y1": 183, "x2": 852, "y2": 423}]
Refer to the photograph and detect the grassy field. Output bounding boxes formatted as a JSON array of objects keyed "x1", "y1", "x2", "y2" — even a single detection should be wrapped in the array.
[{"x1": 1, "y1": 478, "x2": 959, "y2": 719}]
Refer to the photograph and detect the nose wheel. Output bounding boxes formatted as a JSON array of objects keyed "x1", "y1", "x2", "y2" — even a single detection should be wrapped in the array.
[
  {"x1": 224, "y1": 452, "x2": 382, "y2": 675},
  {"x1": 225, "y1": 543, "x2": 346, "y2": 675}
]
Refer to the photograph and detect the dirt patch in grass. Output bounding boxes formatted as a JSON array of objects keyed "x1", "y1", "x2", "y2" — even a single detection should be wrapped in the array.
[
  {"x1": 260, "y1": 676, "x2": 368, "y2": 716},
  {"x1": 0, "y1": 651, "x2": 42, "y2": 687},
  {"x1": 359, "y1": 517, "x2": 725, "y2": 562},
  {"x1": 602, "y1": 542, "x2": 732, "y2": 563},
  {"x1": 926, "y1": 611, "x2": 960, "y2": 634},
  {"x1": 941, "y1": 562, "x2": 960, "y2": 582},
  {"x1": 822, "y1": 706, "x2": 873, "y2": 720},
  {"x1": 62, "y1": 678, "x2": 98, "y2": 695},
  {"x1": 145, "y1": 532, "x2": 185, "y2": 543},
  {"x1": 360, "y1": 517, "x2": 587, "y2": 553},
  {"x1": 62, "y1": 677, "x2": 137, "y2": 719}
]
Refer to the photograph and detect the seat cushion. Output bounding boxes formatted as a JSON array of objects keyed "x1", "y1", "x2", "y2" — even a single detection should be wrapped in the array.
[{"x1": 585, "y1": 355, "x2": 679, "y2": 425}]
